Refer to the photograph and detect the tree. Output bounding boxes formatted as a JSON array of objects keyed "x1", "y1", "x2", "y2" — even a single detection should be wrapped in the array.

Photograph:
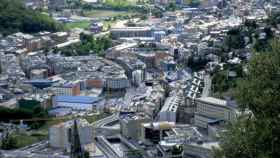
[
  {"x1": 224, "y1": 28, "x2": 245, "y2": 51},
  {"x1": 167, "y1": 3, "x2": 176, "y2": 11},
  {"x1": 125, "y1": 149, "x2": 143, "y2": 158},
  {"x1": 171, "y1": 145, "x2": 183, "y2": 157},
  {"x1": 214, "y1": 40, "x2": 280, "y2": 158},
  {"x1": 1, "y1": 133, "x2": 17, "y2": 150},
  {"x1": 267, "y1": 12, "x2": 280, "y2": 27},
  {"x1": 0, "y1": 0, "x2": 63, "y2": 36},
  {"x1": 84, "y1": 151, "x2": 90, "y2": 158},
  {"x1": 153, "y1": 9, "x2": 163, "y2": 18},
  {"x1": 187, "y1": 0, "x2": 201, "y2": 7},
  {"x1": 59, "y1": 34, "x2": 112, "y2": 56}
]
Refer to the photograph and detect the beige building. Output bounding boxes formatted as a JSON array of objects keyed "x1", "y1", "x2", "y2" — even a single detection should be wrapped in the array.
[
  {"x1": 194, "y1": 97, "x2": 237, "y2": 128},
  {"x1": 120, "y1": 113, "x2": 150, "y2": 140},
  {"x1": 52, "y1": 83, "x2": 80, "y2": 96}
]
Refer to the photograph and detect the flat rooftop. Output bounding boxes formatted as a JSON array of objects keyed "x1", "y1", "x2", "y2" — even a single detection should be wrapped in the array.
[
  {"x1": 196, "y1": 97, "x2": 227, "y2": 107},
  {"x1": 111, "y1": 27, "x2": 151, "y2": 31},
  {"x1": 55, "y1": 96, "x2": 100, "y2": 104}
]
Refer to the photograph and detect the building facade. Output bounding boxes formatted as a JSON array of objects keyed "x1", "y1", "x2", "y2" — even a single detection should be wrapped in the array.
[
  {"x1": 53, "y1": 96, "x2": 100, "y2": 111},
  {"x1": 194, "y1": 97, "x2": 237, "y2": 128},
  {"x1": 49, "y1": 119, "x2": 94, "y2": 150}
]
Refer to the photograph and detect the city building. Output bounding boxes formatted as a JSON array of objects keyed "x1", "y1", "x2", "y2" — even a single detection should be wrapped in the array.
[
  {"x1": 140, "y1": 122, "x2": 175, "y2": 143},
  {"x1": 52, "y1": 83, "x2": 81, "y2": 96},
  {"x1": 52, "y1": 95, "x2": 101, "y2": 111},
  {"x1": 49, "y1": 119, "x2": 94, "y2": 150},
  {"x1": 119, "y1": 113, "x2": 150, "y2": 140},
  {"x1": 48, "y1": 0, "x2": 67, "y2": 9},
  {"x1": 159, "y1": 56, "x2": 177, "y2": 72},
  {"x1": 51, "y1": 32, "x2": 68, "y2": 44},
  {"x1": 104, "y1": 76, "x2": 130, "y2": 90},
  {"x1": 158, "y1": 95, "x2": 181, "y2": 122},
  {"x1": 24, "y1": 0, "x2": 49, "y2": 9},
  {"x1": 110, "y1": 27, "x2": 152, "y2": 39},
  {"x1": 132, "y1": 70, "x2": 145, "y2": 86},
  {"x1": 30, "y1": 69, "x2": 48, "y2": 79},
  {"x1": 153, "y1": 31, "x2": 166, "y2": 42},
  {"x1": 89, "y1": 22, "x2": 103, "y2": 33},
  {"x1": 194, "y1": 97, "x2": 237, "y2": 128},
  {"x1": 184, "y1": 141, "x2": 219, "y2": 158}
]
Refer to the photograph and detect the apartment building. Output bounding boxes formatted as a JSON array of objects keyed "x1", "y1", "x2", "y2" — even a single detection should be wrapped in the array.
[{"x1": 194, "y1": 97, "x2": 237, "y2": 128}]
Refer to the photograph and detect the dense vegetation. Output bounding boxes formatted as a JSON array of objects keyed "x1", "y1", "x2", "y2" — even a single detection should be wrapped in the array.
[
  {"x1": 56, "y1": 33, "x2": 113, "y2": 56},
  {"x1": 104, "y1": 0, "x2": 133, "y2": 8},
  {"x1": 224, "y1": 28, "x2": 246, "y2": 51},
  {"x1": 267, "y1": 12, "x2": 280, "y2": 27},
  {"x1": 0, "y1": 99, "x2": 48, "y2": 129},
  {"x1": 0, "y1": 0, "x2": 62, "y2": 36},
  {"x1": 187, "y1": 0, "x2": 201, "y2": 7},
  {"x1": 212, "y1": 64, "x2": 243, "y2": 97},
  {"x1": 214, "y1": 40, "x2": 280, "y2": 158},
  {"x1": 223, "y1": 20, "x2": 274, "y2": 53}
]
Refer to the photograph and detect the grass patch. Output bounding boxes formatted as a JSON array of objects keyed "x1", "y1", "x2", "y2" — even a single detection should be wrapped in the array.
[
  {"x1": 10, "y1": 133, "x2": 47, "y2": 148},
  {"x1": 102, "y1": 20, "x2": 116, "y2": 30},
  {"x1": 65, "y1": 20, "x2": 91, "y2": 29},
  {"x1": 84, "y1": 10, "x2": 133, "y2": 18}
]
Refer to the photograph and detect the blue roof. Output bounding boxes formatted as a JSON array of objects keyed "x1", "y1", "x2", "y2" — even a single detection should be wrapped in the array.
[
  {"x1": 183, "y1": 8, "x2": 199, "y2": 11},
  {"x1": 55, "y1": 96, "x2": 100, "y2": 104},
  {"x1": 25, "y1": 79, "x2": 56, "y2": 83},
  {"x1": 63, "y1": 83, "x2": 76, "y2": 88},
  {"x1": 24, "y1": 79, "x2": 58, "y2": 89}
]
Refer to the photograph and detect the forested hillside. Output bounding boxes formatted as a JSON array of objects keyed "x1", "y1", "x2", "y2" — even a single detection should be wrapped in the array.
[{"x1": 0, "y1": 0, "x2": 62, "y2": 36}]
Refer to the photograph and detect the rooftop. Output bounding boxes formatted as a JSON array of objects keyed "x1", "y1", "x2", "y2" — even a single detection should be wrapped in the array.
[
  {"x1": 55, "y1": 96, "x2": 100, "y2": 104},
  {"x1": 111, "y1": 27, "x2": 151, "y2": 31},
  {"x1": 196, "y1": 97, "x2": 227, "y2": 107},
  {"x1": 53, "y1": 119, "x2": 90, "y2": 128}
]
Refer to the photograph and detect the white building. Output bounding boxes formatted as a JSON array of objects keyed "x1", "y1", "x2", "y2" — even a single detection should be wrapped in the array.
[
  {"x1": 49, "y1": 119, "x2": 94, "y2": 150},
  {"x1": 153, "y1": 31, "x2": 166, "y2": 42},
  {"x1": 194, "y1": 97, "x2": 237, "y2": 128},
  {"x1": 158, "y1": 96, "x2": 181, "y2": 122},
  {"x1": 132, "y1": 70, "x2": 144, "y2": 86}
]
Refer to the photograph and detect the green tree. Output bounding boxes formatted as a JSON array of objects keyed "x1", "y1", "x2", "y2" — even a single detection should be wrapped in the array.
[
  {"x1": 153, "y1": 9, "x2": 163, "y2": 18},
  {"x1": 84, "y1": 151, "x2": 90, "y2": 158},
  {"x1": 125, "y1": 149, "x2": 143, "y2": 158},
  {"x1": 0, "y1": 0, "x2": 63, "y2": 36},
  {"x1": 224, "y1": 28, "x2": 245, "y2": 51},
  {"x1": 267, "y1": 12, "x2": 280, "y2": 27},
  {"x1": 167, "y1": 2, "x2": 176, "y2": 11},
  {"x1": 59, "y1": 34, "x2": 112, "y2": 56},
  {"x1": 187, "y1": 0, "x2": 201, "y2": 7},
  {"x1": 1, "y1": 133, "x2": 17, "y2": 150},
  {"x1": 214, "y1": 40, "x2": 280, "y2": 158}
]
